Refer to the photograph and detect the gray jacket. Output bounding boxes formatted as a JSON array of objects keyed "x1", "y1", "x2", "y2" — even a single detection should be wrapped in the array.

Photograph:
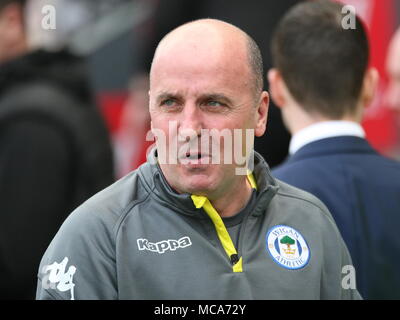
[{"x1": 36, "y1": 150, "x2": 361, "y2": 300}]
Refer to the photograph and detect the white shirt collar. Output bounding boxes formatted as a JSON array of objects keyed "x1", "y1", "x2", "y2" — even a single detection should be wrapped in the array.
[{"x1": 289, "y1": 121, "x2": 366, "y2": 155}]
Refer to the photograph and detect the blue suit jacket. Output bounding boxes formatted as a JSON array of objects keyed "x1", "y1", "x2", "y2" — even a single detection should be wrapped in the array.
[{"x1": 273, "y1": 136, "x2": 400, "y2": 299}]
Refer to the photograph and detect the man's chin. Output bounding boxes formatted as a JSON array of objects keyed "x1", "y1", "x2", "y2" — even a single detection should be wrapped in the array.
[{"x1": 178, "y1": 175, "x2": 217, "y2": 195}]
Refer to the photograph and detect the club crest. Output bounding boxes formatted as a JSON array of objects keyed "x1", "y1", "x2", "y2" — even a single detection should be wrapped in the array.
[{"x1": 266, "y1": 225, "x2": 310, "y2": 270}]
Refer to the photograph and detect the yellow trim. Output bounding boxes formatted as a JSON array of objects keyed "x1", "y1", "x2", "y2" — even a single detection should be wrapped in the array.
[
  {"x1": 233, "y1": 257, "x2": 243, "y2": 273},
  {"x1": 191, "y1": 195, "x2": 242, "y2": 272},
  {"x1": 247, "y1": 171, "x2": 257, "y2": 190},
  {"x1": 191, "y1": 195, "x2": 207, "y2": 209},
  {"x1": 190, "y1": 173, "x2": 257, "y2": 273}
]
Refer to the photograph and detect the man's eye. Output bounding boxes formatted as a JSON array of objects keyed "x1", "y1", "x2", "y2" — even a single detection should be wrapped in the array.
[
  {"x1": 206, "y1": 101, "x2": 224, "y2": 107},
  {"x1": 161, "y1": 99, "x2": 177, "y2": 107}
]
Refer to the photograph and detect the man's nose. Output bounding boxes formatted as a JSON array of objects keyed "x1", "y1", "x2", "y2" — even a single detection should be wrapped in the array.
[{"x1": 178, "y1": 103, "x2": 202, "y2": 140}]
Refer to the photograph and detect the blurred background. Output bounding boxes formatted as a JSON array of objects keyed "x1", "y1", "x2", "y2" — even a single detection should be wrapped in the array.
[
  {"x1": 0, "y1": 0, "x2": 400, "y2": 299},
  {"x1": 78, "y1": 0, "x2": 400, "y2": 176}
]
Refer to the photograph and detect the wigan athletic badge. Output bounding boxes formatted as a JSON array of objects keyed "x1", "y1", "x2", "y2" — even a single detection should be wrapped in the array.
[{"x1": 266, "y1": 225, "x2": 310, "y2": 270}]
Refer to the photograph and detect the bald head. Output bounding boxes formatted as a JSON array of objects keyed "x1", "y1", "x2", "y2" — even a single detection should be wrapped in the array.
[{"x1": 150, "y1": 19, "x2": 263, "y2": 97}]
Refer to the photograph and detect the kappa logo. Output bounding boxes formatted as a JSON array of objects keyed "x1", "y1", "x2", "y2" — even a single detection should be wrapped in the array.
[{"x1": 137, "y1": 236, "x2": 192, "y2": 254}]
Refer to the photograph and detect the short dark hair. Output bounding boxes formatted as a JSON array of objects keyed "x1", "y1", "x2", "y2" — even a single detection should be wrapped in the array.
[
  {"x1": 246, "y1": 34, "x2": 264, "y2": 97},
  {"x1": 271, "y1": 0, "x2": 369, "y2": 118}
]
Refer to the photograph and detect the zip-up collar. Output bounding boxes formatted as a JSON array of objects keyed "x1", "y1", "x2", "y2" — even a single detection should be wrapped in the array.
[{"x1": 139, "y1": 148, "x2": 280, "y2": 217}]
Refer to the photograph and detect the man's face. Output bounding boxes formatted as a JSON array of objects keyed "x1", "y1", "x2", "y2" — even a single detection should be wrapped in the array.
[
  {"x1": 386, "y1": 30, "x2": 400, "y2": 111},
  {"x1": 149, "y1": 35, "x2": 267, "y2": 197}
]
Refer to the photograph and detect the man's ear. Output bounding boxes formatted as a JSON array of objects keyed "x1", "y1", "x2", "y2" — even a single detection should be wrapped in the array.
[
  {"x1": 254, "y1": 91, "x2": 269, "y2": 137},
  {"x1": 361, "y1": 67, "x2": 379, "y2": 108},
  {"x1": 267, "y1": 68, "x2": 287, "y2": 109}
]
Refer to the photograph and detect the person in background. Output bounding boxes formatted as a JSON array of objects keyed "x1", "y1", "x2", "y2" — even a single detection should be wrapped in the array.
[
  {"x1": 0, "y1": 0, "x2": 114, "y2": 299},
  {"x1": 270, "y1": 0, "x2": 400, "y2": 299}
]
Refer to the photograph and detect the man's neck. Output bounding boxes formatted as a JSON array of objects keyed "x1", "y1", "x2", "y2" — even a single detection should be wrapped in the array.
[
  {"x1": 208, "y1": 176, "x2": 253, "y2": 218},
  {"x1": 282, "y1": 103, "x2": 365, "y2": 155},
  {"x1": 283, "y1": 103, "x2": 362, "y2": 135}
]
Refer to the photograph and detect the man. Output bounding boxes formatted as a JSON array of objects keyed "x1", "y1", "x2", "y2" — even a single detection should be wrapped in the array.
[
  {"x1": 36, "y1": 18, "x2": 360, "y2": 300},
  {"x1": 0, "y1": 0, "x2": 114, "y2": 299},
  {"x1": 270, "y1": 1, "x2": 400, "y2": 299}
]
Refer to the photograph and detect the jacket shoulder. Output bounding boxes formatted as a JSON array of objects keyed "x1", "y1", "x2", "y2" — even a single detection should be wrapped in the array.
[
  {"x1": 273, "y1": 178, "x2": 337, "y2": 226},
  {"x1": 72, "y1": 168, "x2": 150, "y2": 228},
  {"x1": 36, "y1": 169, "x2": 150, "y2": 299}
]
